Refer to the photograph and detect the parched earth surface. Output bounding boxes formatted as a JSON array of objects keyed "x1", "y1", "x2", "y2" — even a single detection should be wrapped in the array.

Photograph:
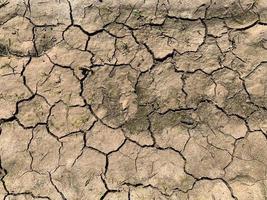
[{"x1": 0, "y1": 0, "x2": 267, "y2": 199}]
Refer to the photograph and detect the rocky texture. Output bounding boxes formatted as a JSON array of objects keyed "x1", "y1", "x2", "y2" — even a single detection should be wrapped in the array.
[{"x1": 0, "y1": 0, "x2": 267, "y2": 199}]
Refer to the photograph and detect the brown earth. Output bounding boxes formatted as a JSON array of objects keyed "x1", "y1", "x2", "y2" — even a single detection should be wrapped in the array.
[{"x1": 0, "y1": 0, "x2": 267, "y2": 199}]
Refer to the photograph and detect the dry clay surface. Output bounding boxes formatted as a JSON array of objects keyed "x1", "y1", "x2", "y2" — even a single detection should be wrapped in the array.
[{"x1": 0, "y1": 0, "x2": 267, "y2": 199}]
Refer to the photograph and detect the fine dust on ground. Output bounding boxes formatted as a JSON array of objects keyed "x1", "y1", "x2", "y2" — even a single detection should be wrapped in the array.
[{"x1": 0, "y1": 0, "x2": 267, "y2": 199}]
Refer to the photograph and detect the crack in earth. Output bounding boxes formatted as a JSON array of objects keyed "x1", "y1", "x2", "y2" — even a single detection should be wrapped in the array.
[{"x1": 0, "y1": 0, "x2": 267, "y2": 199}]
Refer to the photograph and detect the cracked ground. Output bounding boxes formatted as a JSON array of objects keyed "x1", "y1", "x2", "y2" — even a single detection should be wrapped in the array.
[{"x1": 0, "y1": 0, "x2": 267, "y2": 199}]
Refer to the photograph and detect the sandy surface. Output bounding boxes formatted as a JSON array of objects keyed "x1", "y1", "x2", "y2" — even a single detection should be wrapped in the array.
[{"x1": 0, "y1": 0, "x2": 267, "y2": 199}]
